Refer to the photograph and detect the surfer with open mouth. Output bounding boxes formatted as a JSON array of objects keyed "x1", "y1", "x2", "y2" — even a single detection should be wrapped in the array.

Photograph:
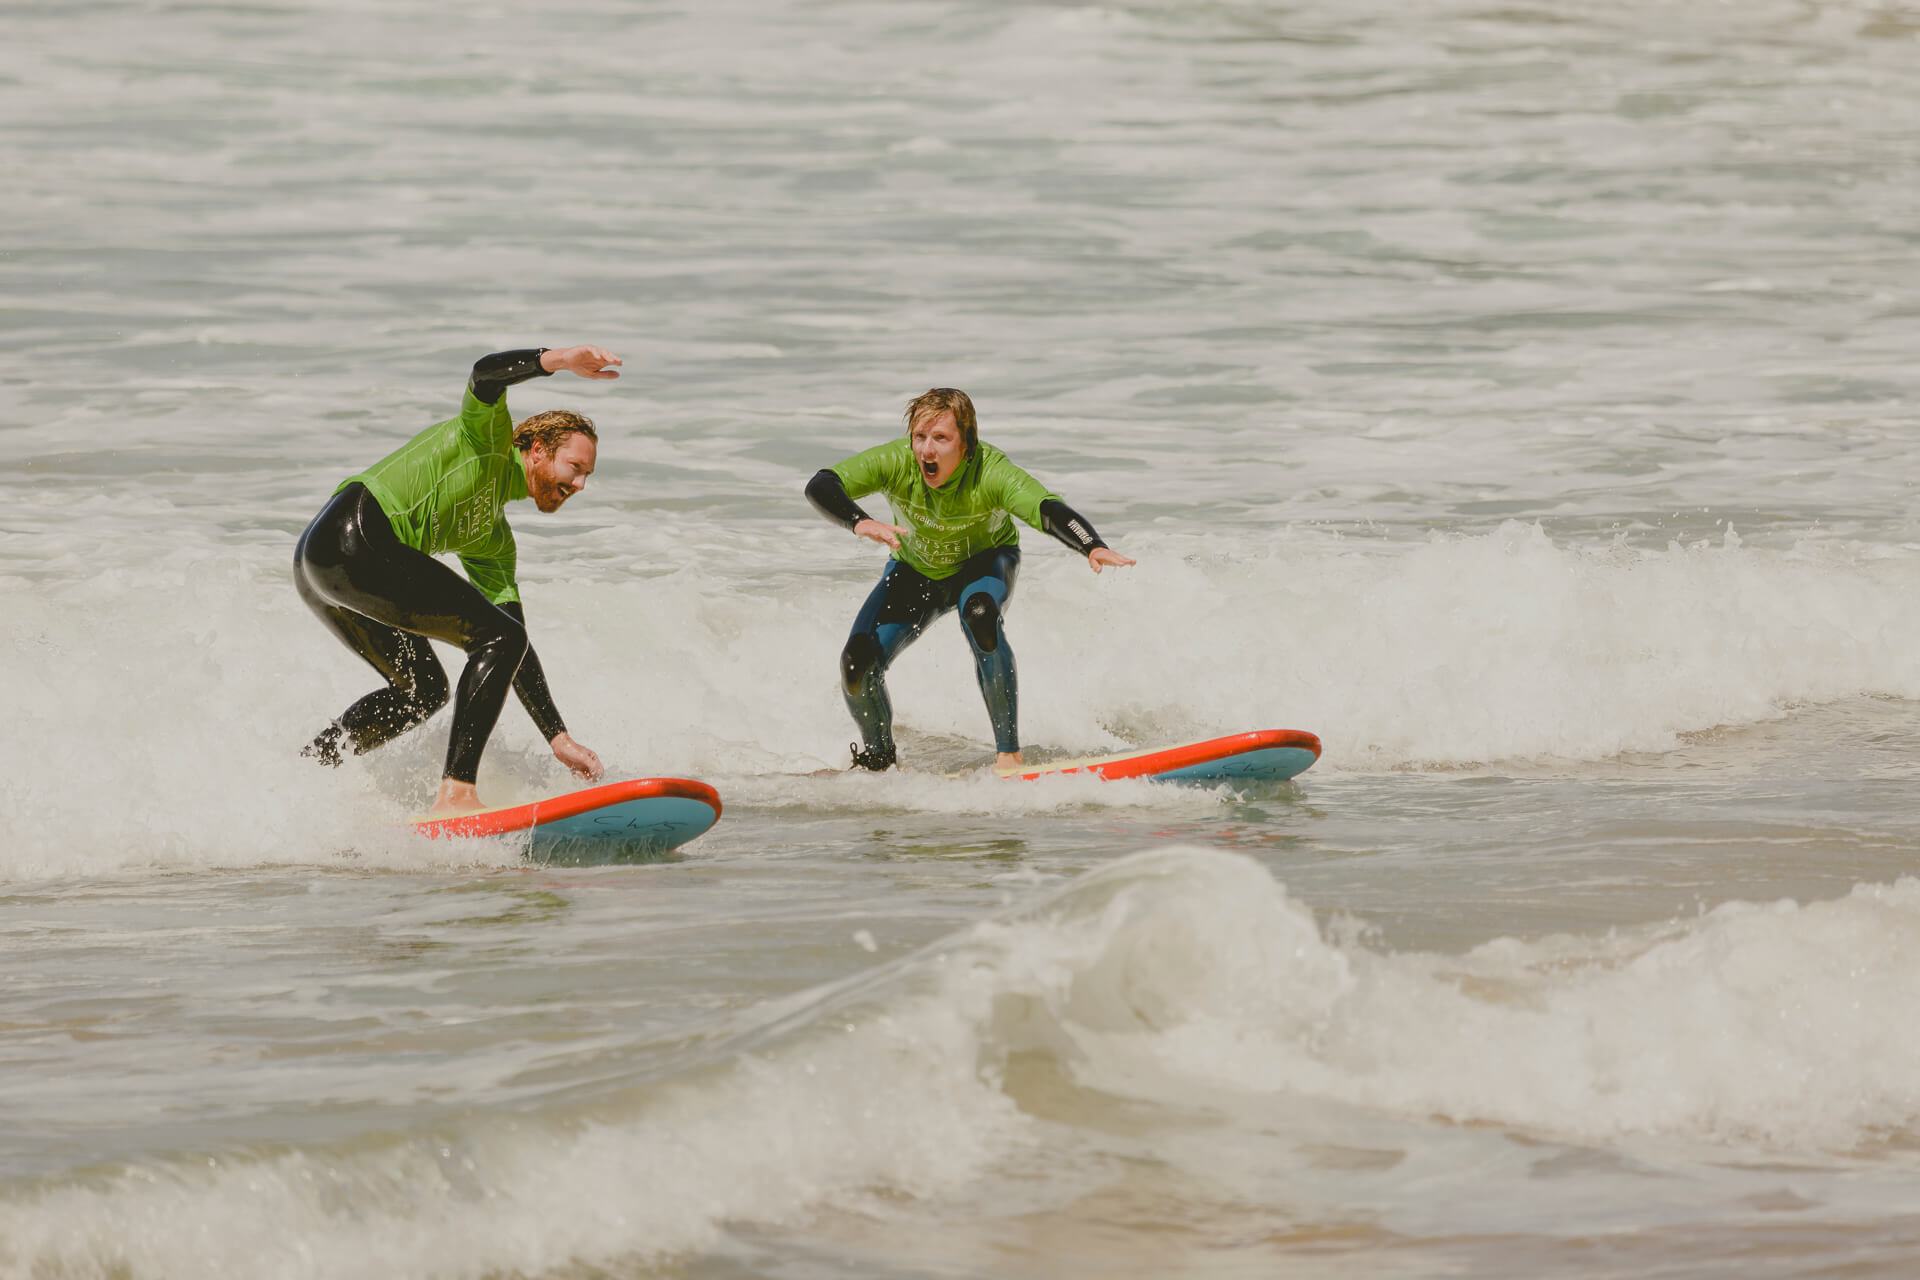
[
  {"x1": 293, "y1": 345, "x2": 619, "y2": 814},
  {"x1": 805, "y1": 388, "x2": 1134, "y2": 772}
]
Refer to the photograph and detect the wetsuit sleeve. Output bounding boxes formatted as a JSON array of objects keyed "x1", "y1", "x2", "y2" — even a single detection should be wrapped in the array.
[
  {"x1": 805, "y1": 469, "x2": 874, "y2": 531},
  {"x1": 458, "y1": 521, "x2": 521, "y2": 606},
  {"x1": 470, "y1": 349, "x2": 553, "y2": 406},
  {"x1": 981, "y1": 452, "x2": 1058, "y2": 529},
  {"x1": 499, "y1": 602, "x2": 568, "y2": 743},
  {"x1": 1039, "y1": 498, "x2": 1109, "y2": 555}
]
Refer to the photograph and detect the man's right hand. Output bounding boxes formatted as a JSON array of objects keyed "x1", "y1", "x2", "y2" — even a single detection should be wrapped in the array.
[
  {"x1": 853, "y1": 518, "x2": 908, "y2": 550},
  {"x1": 541, "y1": 346, "x2": 623, "y2": 379},
  {"x1": 550, "y1": 732, "x2": 604, "y2": 782}
]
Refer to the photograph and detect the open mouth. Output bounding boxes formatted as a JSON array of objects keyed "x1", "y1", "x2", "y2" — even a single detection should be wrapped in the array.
[{"x1": 921, "y1": 457, "x2": 939, "y2": 478}]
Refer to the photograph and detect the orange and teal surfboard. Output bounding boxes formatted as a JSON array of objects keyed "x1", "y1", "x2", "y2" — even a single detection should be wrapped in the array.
[
  {"x1": 410, "y1": 777, "x2": 722, "y2": 864},
  {"x1": 999, "y1": 729, "x2": 1320, "y2": 785}
]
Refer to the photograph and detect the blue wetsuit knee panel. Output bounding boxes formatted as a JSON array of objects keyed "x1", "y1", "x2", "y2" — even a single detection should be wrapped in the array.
[
  {"x1": 962, "y1": 591, "x2": 1002, "y2": 652},
  {"x1": 841, "y1": 631, "x2": 883, "y2": 695}
]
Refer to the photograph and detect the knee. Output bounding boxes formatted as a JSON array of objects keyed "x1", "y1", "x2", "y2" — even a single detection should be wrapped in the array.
[
  {"x1": 472, "y1": 612, "x2": 528, "y2": 664},
  {"x1": 841, "y1": 632, "x2": 882, "y2": 696},
  {"x1": 962, "y1": 592, "x2": 1002, "y2": 653}
]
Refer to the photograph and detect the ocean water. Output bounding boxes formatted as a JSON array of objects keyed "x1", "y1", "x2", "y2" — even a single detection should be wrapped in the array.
[{"x1": 6, "y1": 0, "x2": 1920, "y2": 1275}]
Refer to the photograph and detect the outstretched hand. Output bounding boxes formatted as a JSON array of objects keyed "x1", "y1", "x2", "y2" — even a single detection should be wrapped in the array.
[
  {"x1": 550, "y1": 731, "x2": 604, "y2": 782},
  {"x1": 854, "y1": 518, "x2": 910, "y2": 551},
  {"x1": 1089, "y1": 546, "x2": 1135, "y2": 574},
  {"x1": 541, "y1": 345, "x2": 623, "y2": 380}
]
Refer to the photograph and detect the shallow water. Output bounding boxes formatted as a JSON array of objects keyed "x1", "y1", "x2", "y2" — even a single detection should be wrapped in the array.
[{"x1": 7, "y1": 1, "x2": 1920, "y2": 1276}]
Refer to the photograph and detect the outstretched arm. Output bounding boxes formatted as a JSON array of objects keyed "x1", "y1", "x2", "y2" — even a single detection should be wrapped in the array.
[
  {"x1": 1039, "y1": 498, "x2": 1135, "y2": 574},
  {"x1": 499, "y1": 601, "x2": 604, "y2": 781},
  {"x1": 470, "y1": 345, "x2": 622, "y2": 406}
]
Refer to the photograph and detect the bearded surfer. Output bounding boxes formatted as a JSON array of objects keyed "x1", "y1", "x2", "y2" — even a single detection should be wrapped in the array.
[{"x1": 293, "y1": 345, "x2": 619, "y2": 814}]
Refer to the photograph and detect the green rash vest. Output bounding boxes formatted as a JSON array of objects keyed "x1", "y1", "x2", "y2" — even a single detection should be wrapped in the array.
[
  {"x1": 338, "y1": 383, "x2": 530, "y2": 605},
  {"x1": 830, "y1": 439, "x2": 1058, "y2": 579}
]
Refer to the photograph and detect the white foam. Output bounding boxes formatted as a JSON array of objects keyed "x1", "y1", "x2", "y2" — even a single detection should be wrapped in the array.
[
  {"x1": 0, "y1": 927, "x2": 1030, "y2": 1280},
  {"x1": 533, "y1": 520, "x2": 1920, "y2": 776},
  {"x1": 972, "y1": 847, "x2": 1920, "y2": 1152},
  {"x1": 11, "y1": 521, "x2": 1920, "y2": 877},
  {"x1": 9, "y1": 846, "x2": 1916, "y2": 1277},
  {"x1": 1008, "y1": 521, "x2": 1920, "y2": 768}
]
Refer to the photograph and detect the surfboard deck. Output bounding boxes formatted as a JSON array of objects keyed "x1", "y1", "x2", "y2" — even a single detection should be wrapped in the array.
[
  {"x1": 408, "y1": 777, "x2": 722, "y2": 865},
  {"x1": 998, "y1": 729, "x2": 1321, "y2": 785}
]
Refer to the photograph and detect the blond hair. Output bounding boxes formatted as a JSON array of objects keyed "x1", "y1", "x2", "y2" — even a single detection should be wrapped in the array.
[
  {"x1": 903, "y1": 388, "x2": 977, "y2": 457},
  {"x1": 513, "y1": 409, "x2": 597, "y2": 455}
]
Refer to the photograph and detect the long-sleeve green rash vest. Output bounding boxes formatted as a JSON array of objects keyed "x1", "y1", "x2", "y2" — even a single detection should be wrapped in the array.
[
  {"x1": 339, "y1": 385, "x2": 529, "y2": 605},
  {"x1": 829, "y1": 439, "x2": 1058, "y2": 579}
]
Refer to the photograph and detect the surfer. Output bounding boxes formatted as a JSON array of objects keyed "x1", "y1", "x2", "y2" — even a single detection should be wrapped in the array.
[
  {"x1": 805, "y1": 388, "x2": 1134, "y2": 772},
  {"x1": 293, "y1": 346, "x2": 619, "y2": 814}
]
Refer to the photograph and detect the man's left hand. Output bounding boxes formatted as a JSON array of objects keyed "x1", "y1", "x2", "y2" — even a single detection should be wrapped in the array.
[
  {"x1": 1089, "y1": 546, "x2": 1136, "y2": 574},
  {"x1": 541, "y1": 346, "x2": 623, "y2": 380}
]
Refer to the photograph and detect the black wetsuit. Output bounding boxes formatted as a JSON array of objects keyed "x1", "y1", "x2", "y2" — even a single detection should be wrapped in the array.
[{"x1": 292, "y1": 352, "x2": 566, "y2": 784}]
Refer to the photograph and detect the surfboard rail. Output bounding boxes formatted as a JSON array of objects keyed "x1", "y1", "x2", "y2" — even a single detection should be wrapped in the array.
[{"x1": 999, "y1": 729, "x2": 1321, "y2": 784}]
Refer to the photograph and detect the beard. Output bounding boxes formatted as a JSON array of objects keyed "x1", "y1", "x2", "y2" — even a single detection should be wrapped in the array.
[{"x1": 531, "y1": 477, "x2": 569, "y2": 512}]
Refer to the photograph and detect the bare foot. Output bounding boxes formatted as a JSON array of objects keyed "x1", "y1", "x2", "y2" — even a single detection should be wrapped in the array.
[
  {"x1": 430, "y1": 778, "x2": 486, "y2": 815},
  {"x1": 995, "y1": 751, "x2": 1024, "y2": 772}
]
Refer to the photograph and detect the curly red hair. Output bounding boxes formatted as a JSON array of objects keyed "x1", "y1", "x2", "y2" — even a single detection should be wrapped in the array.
[{"x1": 513, "y1": 409, "x2": 596, "y2": 454}]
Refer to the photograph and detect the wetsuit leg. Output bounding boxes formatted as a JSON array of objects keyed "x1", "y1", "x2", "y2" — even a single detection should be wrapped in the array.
[
  {"x1": 953, "y1": 547, "x2": 1021, "y2": 754},
  {"x1": 293, "y1": 484, "x2": 528, "y2": 784},
  {"x1": 841, "y1": 560, "x2": 942, "y2": 766}
]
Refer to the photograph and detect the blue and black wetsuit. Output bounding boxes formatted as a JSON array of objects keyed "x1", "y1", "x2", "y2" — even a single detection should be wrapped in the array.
[
  {"x1": 840, "y1": 545, "x2": 1024, "y2": 767},
  {"x1": 807, "y1": 450, "x2": 1109, "y2": 770}
]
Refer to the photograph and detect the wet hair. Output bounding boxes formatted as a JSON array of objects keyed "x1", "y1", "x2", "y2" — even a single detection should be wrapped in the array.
[
  {"x1": 513, "y1": 409, "x2": 597, "y2": 455},
  {"x1": 903, "y1": 388, "x2": 977, "y2": 457}
]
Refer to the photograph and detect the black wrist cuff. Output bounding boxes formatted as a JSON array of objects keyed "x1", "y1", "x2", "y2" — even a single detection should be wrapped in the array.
[{"x1": 1039, "y1": 498, "x2": 1106, "y2": 556}]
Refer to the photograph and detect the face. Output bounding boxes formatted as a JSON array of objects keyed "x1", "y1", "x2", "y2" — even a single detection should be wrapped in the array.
[
  {"x1": 910, "y1": 409, "x2": 965, "y2": 488},
  {"x1": 524, "y1": 433, "x2": 596, "y2": 513}
]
